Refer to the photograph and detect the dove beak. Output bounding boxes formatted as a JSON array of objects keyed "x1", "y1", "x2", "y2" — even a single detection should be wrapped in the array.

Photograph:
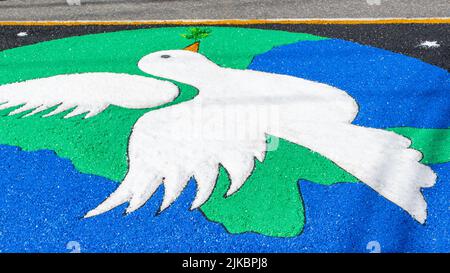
[{"x1": 183, "y1": 42, "x2": 200, "y2": 52}]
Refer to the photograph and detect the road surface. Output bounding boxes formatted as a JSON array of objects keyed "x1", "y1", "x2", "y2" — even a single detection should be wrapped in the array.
[{"x1": 0, "y1": 0, "x2": 449, "y2": 21}]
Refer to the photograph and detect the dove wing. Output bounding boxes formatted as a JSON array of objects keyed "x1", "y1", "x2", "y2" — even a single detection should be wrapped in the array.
[{"x1": 0, "y1": 73, "x2": 179, "y2": 119}]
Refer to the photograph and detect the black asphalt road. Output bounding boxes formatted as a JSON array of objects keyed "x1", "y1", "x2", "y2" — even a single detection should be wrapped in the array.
[
  {"x1": 0, "y1": 0, "x2": 449, "y2": 21},
  {"x1": 0, "y1": 24, "x2": 448, "y2": 71}
]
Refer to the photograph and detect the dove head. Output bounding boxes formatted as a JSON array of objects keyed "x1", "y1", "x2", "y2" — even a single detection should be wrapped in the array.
[{"x1": 138, "y1": 47, "x2": 220, "y2": 86}]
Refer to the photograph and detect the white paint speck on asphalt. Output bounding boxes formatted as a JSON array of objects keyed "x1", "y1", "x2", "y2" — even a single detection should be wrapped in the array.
[
  {"x1": 66, "y1": 0, "x2": 81, "y2": 6},
  {"x1": 419, "y1": 41, "x2": 441, "y2": 48},
  {"x1": 366, "y1": 0, "x2": 382, "y2": 6}
]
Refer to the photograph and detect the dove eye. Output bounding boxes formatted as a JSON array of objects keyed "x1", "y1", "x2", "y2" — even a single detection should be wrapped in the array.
[{"x1": 161, "y1": 55, "x2": 171, "y2": 59}]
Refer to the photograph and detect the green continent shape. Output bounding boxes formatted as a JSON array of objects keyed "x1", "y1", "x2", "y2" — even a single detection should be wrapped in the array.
[
  {"x1": 201, "y1": 128, "x2": 450, "y2": 237},
  {"x1": 0, "y1": 27, "x2": 324, "y2": 182},
  {"x1": 0, "y1": 27, "x2": 326, "y2": 236},
  {"x1": 201, "y1": 138, "x2": 358, "y2": 238}
]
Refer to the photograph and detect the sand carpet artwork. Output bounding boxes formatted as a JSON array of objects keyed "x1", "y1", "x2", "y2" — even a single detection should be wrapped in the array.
[{"x1": 0, "y1": 21, "x2": 448, "y2": 252}]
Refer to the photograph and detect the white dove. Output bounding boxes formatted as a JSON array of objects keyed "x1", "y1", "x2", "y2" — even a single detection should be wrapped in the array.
[
  {"x1": 0, "y1": 43, "x2": 436, "y2": 224},
  {"x1": 87, "y1": 43, "x2": 437, "y2": 223}
]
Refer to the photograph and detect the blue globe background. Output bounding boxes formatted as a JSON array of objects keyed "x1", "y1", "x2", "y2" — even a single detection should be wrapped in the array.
[{"x1": 0, "y1": 39, "x2": 449, "y2": 253}]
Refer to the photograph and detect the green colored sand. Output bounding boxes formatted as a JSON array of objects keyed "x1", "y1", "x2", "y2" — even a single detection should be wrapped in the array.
[
  {"x1": 0, "y1": 27, "x2": 448, "y2": 238},
  {"x1": 0, "y1": 27, "x2": 322, "y2": 181},
  {"x1": 389, "y1": 127, "x2": 450, "y2": 164},
  {"x1": 201, "y1": 128, "x2": 450, "y2": 237},
  {"x1": 201, "y1": 138, "x2": 358, "y2": 237}
]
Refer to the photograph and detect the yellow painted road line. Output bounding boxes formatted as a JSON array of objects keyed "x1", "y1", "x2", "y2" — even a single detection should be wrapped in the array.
[{"x1": 0, "y1": 18, "x2": 449, "y2": 26}]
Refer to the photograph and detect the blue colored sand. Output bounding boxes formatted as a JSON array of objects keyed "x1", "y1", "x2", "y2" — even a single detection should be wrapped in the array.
[
  {"x1": 250, "y1": 39, "x2": 450, "y2": 129},
  {"x1": 0, "y1": 39, "x2": 449, "y2": 252},
  {"x1": 0, "y1": 145, "x2": 448, "y2": 252}
]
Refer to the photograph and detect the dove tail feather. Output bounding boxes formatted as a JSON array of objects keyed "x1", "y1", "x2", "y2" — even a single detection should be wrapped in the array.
[{"x1": 277, "y1": 122, "x2": 437, "y2": 224}]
